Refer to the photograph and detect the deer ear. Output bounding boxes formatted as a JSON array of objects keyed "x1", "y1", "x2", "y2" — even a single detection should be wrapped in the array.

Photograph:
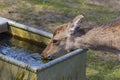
[
  {"x1": 68, "y1": 15, "x2": 84, "y2": 35},
  {"x1": 73, "y1": 14, "x2": 84, "y2": 25}
]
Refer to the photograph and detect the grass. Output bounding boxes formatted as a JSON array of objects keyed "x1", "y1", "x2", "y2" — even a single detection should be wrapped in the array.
[
  {"x1": 0, "y1": 0, "x2": 119, "y2": 32},
  {"x1": 26, "y1": 0, "x2": 120, "y2": 31},
  {"x1": 0, "y1": 0, "x2": 120, "y2": 80},
  {"x1": 0, "y1": 3, "x2": 8, "y2": 8},
  {"x1": 86, "y1": 50, "x2": 120, "y2": 80},
  {"x1": 28, "y1": 0, "x2": 119, "y2": 22}
]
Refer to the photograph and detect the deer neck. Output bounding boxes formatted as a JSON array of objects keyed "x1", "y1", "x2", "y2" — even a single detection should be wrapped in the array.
[
  {"x1": 80, "y1": 27, "x2": 107, "y2": 49},
  {"x1": 73, "y1": 33, "x2": 92, "y2": 49},
  {"x1": 70, "y1": 17, "x2": 120, "y2": 51},
  {"x1": 76, "y1": 24, "x2": 120, "y2": 52}
]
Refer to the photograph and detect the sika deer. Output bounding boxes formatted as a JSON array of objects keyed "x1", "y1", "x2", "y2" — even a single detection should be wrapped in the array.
[{"x1": 41, "y1": 14, "x2": 120, "y2": 60}]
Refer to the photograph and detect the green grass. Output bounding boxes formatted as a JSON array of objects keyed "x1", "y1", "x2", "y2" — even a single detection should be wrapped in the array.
[
  {"x1": 27, "y1": 0, "x2": 119, "y2": 24},
  {"x1": 0, "y1": 3, "x2": 8, "y2": 8},
  {"x1": 86, "y1": 50, "x2": 120, "y2": 80},
  {"x1": 3, "y1": 0, "x2": 119, "y2": 30}
]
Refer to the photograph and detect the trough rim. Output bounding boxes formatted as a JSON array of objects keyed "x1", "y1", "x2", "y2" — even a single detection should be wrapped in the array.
[
  {"x1": 0, "y1": 17, "x2": 53, "y2": 38},
  {"x1": 0, "y1": 49, "x2": 86, "y2": 73},
  {"x1": 0, "y1": 17, "x2": 86, "y2": 73}
]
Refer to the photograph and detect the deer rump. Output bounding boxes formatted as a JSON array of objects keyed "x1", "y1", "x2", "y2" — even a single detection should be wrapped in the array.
[{"x1": 41, "y1": 14, "x2": 120, "y2": 60}]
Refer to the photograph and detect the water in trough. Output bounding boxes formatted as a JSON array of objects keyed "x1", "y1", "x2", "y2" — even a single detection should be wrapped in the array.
[{"x1": 0, "y1": 32, "x2": 47, "y2": 66}]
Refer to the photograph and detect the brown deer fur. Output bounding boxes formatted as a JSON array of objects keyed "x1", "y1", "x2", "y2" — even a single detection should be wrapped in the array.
[{"x1": 41, "y1": 15, "x2": 120, "y2": 59}]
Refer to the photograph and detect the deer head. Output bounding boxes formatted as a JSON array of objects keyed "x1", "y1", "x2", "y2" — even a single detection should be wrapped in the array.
[{"x1": 41, "y1": 15, "x2": 90, "y2": 59}]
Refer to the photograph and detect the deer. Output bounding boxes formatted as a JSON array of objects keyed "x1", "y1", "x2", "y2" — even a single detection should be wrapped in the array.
[{"x1": 41, "y1": 14, "x2": 120, "y2": 60}]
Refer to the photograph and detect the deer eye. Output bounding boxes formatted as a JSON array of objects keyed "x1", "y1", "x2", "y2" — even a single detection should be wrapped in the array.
[{"x1": 53, "y1": 39, "x2": 60, "y2": 45}]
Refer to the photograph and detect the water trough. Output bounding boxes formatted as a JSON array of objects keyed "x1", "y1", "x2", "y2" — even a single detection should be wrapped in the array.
[{"x1": 0, "y1": 17, "x2": 86, "y2": 80}]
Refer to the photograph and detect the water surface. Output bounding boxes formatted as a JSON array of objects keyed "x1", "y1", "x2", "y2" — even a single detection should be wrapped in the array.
[{"x1": 0, "y1": 32, "x2": 47, "y2": 66}]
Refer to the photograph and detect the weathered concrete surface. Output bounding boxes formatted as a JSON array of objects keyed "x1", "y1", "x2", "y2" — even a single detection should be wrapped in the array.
[
  {"x1": 0, "y1": 49, "x2": 86, "y2": 80},
  {"x1": 0, "y1": 18, "x2": 8, "y2": 33},
  {"x1": 37, "y1": 50, "x2": 86, "y2": 80},
  {"x1": 10, "y1": 26, "x2": 50, "y2": 45},
  {"x1": 0, "y1": 60, "x2": 37, "y2": 80},
  {"x1": 0, "y1": 17, "x2": 52, "y2": 45}
]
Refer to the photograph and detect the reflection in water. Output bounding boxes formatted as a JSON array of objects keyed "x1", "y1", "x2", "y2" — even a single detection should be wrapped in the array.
[{"x1": 0, "y1": 32, "x2": 47, "y2": 66}]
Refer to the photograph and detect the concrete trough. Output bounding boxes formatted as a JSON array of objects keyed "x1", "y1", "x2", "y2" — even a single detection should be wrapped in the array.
[
  {"x1": 0, "y1": 17, "x2": 86, "y2": 80},
  {"x1": 0, "y1": 18, "x2": 8, "y2": 33}
]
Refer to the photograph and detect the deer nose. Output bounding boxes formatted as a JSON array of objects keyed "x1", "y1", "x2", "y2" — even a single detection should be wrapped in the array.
[
  {"x1": 41, "y1": 54, "x2": 53, "y2": 60},
  {"x1": 47, "y1": 55, "x2": 53, "y2": 60}
]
